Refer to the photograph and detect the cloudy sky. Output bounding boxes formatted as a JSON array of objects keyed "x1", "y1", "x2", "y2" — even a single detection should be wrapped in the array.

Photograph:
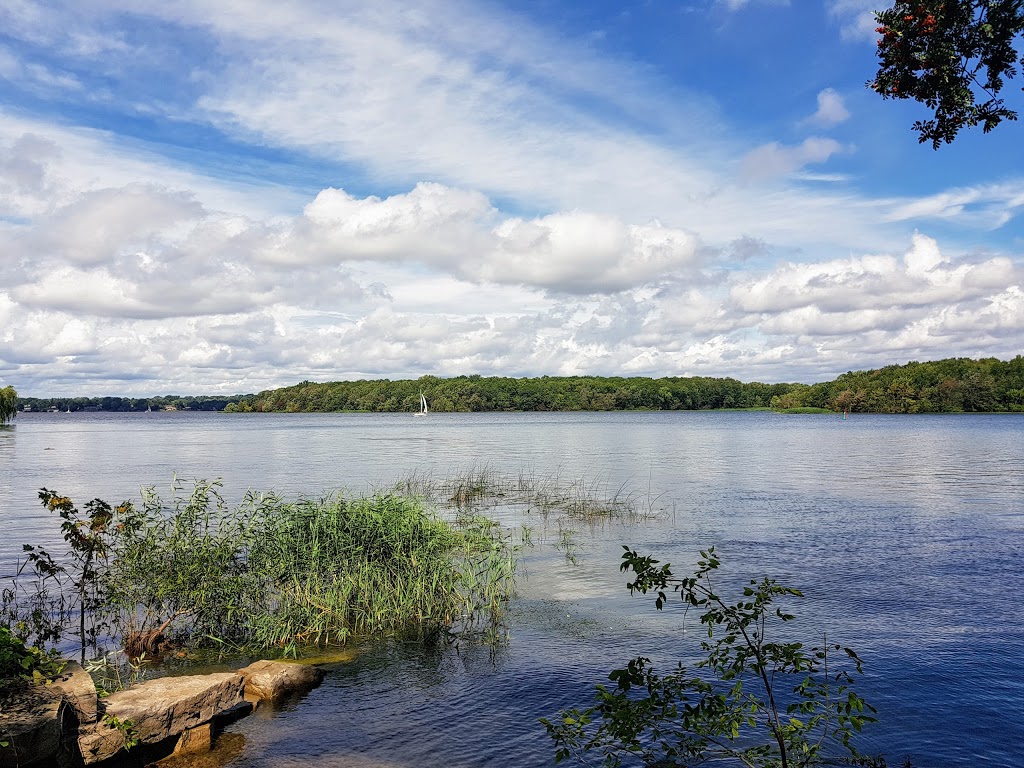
[{"x1": 1, "y1": 0, "x2": 1022, "y2": 396}]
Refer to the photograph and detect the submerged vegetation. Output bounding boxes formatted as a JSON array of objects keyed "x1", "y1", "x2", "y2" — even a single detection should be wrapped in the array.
[{"x1": 1, "y1": 469, "x2": 650, "y2": 678}]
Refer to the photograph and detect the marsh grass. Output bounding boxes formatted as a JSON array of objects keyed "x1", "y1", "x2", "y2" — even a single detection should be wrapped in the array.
[
  {"x1": 245, "y1": 493, "x2": 518, "y2": 651},
  {"x1": 6, "y1": 480, "x2": 520, "y2": 660},
  {"x1": 8, "y1": 470, "x2": 659, "y2": 660},
  {"x1": 399, "y1": 466, "x2": 661, "y2": 523}
]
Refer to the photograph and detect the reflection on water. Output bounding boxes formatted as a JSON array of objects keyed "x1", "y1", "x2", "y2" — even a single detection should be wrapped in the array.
[
  {"x1": 2, "y1": 411, "x2": 1023, "y2": 767},
  {"x1": 154, "y1": 732, "x2": 246, "y2": 768}
]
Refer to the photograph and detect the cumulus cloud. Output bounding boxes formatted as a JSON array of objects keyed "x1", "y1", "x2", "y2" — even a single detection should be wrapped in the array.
[
  {"x1": 807, "y1": 88, "x2": 850, "y2": 127},
  {"x1": 732, "y1": 234, "x2": 1017, "y2": 314},
  {"x1": 2, "y1": 116, "x2": 1021, "y2": 395}
]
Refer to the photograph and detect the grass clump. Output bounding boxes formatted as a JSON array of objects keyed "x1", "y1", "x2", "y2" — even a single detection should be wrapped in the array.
[
  {"x1": 773, "y1": 407, "x2": 835, "y2": 414},
  {"x1": 401, "y1": 466, "x2": 659, "y2": 522},
  {"x1": 245, "y1": 493, "x2": 517, "y2": 648},
  {"x1": 6, "y1": 480, "x2": 519, "y2": 660}
]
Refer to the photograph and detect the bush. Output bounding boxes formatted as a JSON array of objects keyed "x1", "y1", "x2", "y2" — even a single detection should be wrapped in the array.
[{"x1": 0, "y1": 627, "x2": 65, "y2": 690}]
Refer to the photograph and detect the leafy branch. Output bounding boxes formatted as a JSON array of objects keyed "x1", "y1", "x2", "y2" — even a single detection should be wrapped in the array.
[{"x1": 543, "y1": 547, "x2": 876, "y2": 768}]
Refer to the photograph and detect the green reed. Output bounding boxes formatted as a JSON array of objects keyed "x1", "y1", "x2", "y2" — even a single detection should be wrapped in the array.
[
  {"x1": 8, "y1": 480, "x2": 520, "y2": 658},
  {"x1": 245, "y1": 493, "x2": 517, "y2": 649}
]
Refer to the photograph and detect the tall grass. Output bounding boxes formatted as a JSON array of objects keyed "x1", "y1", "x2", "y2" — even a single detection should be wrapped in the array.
[
  {"x1": 245, "y1": 493, "x2": 517, "y2": 649},
  {"x1": 7, "y1": 480, "x2": 519, "y2": 658},
  {"x1": 8, "y1": 469, "x2": 655, "y2": 659}
]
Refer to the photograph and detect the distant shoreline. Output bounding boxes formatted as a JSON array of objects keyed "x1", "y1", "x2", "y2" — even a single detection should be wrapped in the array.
[{"x1": 11, "y1": 355, "x2": 1024, "y2": 416}]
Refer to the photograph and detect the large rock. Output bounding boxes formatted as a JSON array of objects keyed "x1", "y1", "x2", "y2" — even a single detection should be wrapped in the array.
[
  {"x1": 0, "y1": 684, "x2": 74, "y2": 768},
  {"x1": 77, "y1": 672, "x2": 244, "y2": 765},
  {"x1": 50, "y1": 661, "x2": 98, "y2": 725},
  {"x1": 236, "y1": 660, "x2": 324, "y2": 704}
]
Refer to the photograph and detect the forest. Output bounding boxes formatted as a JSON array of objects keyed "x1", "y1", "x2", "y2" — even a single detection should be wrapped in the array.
[
  {"x1": 235, "y1": 356, "x2": 1024, "y2": 414},
  {"x1": 12, "y1": 356, "x2": 1023, "y2": 416}
]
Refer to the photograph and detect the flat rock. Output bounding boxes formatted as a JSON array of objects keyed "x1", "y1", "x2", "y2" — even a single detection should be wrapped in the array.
[
  {"x1": 236, "y1": 660, "x2": 324, "y2": 703},
  {"x1": 78, "y1": 672, "x2": 244, "y2": 765}
]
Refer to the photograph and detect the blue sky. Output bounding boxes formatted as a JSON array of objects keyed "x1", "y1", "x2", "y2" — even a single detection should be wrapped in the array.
[{"x1": 1, "y1": 0, "x2": 1022, "y2": 396}]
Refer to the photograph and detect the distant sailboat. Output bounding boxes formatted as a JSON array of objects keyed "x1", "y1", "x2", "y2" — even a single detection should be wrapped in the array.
[{"x1": 415, "y1": 392, "x2": 428, "y2": 417}]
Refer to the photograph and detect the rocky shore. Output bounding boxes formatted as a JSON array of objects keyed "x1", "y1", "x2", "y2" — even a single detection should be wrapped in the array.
[{"x1": 1, "y1": 659, "x2": 324, "y2": 767}]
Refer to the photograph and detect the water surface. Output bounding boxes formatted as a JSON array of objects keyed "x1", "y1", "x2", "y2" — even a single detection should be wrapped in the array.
[{"x1": 2, "y1": 411, "x2": 1021, "y2": 767}]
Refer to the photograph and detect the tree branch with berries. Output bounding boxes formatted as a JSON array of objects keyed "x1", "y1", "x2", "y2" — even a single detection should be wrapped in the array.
[{"x1": 871, "y1": 1, "x2": 1024, "y2": 147}]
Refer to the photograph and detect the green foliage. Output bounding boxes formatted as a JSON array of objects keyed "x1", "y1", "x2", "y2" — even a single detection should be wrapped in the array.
[
  {"x1": 101, "y1": 714, "x2": 139, "y2": 751},
  {"x1": 0, "y1": 627, "x2": 65, "y2": 689},
  {"x1": 0, "y1": 386, "x2": 16, "y2": 425},
  {"x1": 2, "y1": 544, "x2": 69, "y2": 651},
  {"x1": 22, "y1": 480, "x2": 518, "y2": 656},
  {"x1": 247, "y1": 375, "x2": 798, "y2": 413},
  {"x1": 99, "y1": 480, "x2": 254, "y2": 652},
  {"x1": 243, "y1": 491, "x2": 518, "y2": 649},
  {"x1": 84, "y1": 652, "x2": 148, "y2": 698},
  {"x1": 769, "y1": 356, "x2": 1024, "y2": 414},
  {"x1": 872, "y1": 1, "x2": 1024, "y2": 147},
  {"x1": 36, "y1": 490, "x2": 120, "y2": 663},
  {"x1": 543, "y1": 547, "x2": 875, "y2": 768},
  {"x1": 238, "y1": 356, "x2": 1024, "y2": 415},
  {"x1": 16, "y1": 394, "x2": 252, "y2": 413}
]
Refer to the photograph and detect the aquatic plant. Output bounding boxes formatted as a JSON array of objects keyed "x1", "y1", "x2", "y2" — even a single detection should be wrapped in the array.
[
  {"x1": 543, "y1": 547, "x2": 875, "y2": 768},
  {"x1": 244, "y1": 492, "x2": 518, "y2": 650},
  {"x1": 7, "y1": 479, "x2": 519, "y2": 658}
]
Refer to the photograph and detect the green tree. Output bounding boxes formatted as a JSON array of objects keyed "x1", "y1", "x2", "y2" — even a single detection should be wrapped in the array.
[
  {"x1": 544, "y1": 547, "x2": 875, "y2": 768},
  {"x1": 0, "y1": 385, "x2": 17, "y2": 425},
  {"x1": 872, "y1": 1, "x2": 1024, "y2": 147}
]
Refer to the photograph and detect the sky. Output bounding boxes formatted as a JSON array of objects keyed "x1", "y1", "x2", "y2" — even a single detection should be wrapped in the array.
[{"x1": 1, "y1": 0, "x2": 1022, "y2": 397}]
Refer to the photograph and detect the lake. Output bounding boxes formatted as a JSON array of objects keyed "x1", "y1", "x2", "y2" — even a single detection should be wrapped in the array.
[{"x1": 2, "y1": 410, "x2": 1022, "y2": 767}]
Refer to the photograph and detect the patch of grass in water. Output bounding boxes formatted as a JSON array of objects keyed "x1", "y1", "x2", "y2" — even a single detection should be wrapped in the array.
[{"x1": 773, "y1": 407, "x2": 834, "y2": 414}]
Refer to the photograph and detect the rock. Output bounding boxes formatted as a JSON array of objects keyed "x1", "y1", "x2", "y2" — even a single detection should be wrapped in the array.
[
  {"x1": 0, "y1": 684, "x2": 74, "y2": 768},
  {"x1": 236, "y1": 660, "x2": 324, "y2": 703},
  {"x1": 172, "y1": 722, "x2": 212, "y2": 755},
  {"x1": 50, "y1": 661, "x2": 98, "y2": 725},
  {"x1": 77, "y1": 672, "x2": 244, "y2": 765}
]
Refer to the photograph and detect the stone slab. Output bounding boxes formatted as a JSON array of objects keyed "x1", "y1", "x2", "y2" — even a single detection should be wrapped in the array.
[
  {"x1": 77, "y1": 672, "x2": 244, "y2": 765},
  {"x1": 236, "y1": 660, "x2": 324, "y2": 703}
]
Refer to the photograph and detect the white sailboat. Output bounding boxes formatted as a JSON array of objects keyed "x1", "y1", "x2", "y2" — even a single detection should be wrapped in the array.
[{"x1": 415, "y1": 392, "x2": 428, "y2": 417}]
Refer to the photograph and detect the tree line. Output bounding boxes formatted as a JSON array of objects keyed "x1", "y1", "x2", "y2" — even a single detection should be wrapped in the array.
[
  {"x1": 769, "y1": 356, "x2": 1024, "y2": 413},
  {"x1": 236, "y1": 356, "x2": 1024, "y2": 414},
  {"x1": 13, "y1": 394, "x2": 250, "y2": 413},
  {"x1": 6, "y1": 356, "x2": 1023, "y2": 416}
]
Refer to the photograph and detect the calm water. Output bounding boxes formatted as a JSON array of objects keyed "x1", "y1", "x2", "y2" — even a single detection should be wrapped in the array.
[{"x1": 2, "y1": 411, "x2": 1022, "y2": 767}]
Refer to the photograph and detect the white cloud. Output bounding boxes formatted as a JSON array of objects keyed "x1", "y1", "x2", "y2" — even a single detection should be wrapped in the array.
[
  {"x1": 1, "y1": 3, "x2": 1023, "y2": 395},
  {"x1": 718, "y1": 0, "x2": 791, "y2": 10},
  {"x1": 828, "y1": 0, "x2": 880, "y2": 42},
  {"x1": 807, "y1": 88, "x2": 850, "y2": 126},
  {"x1": 740, "y1": 138, "x2": 846, "y2": 181}
]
